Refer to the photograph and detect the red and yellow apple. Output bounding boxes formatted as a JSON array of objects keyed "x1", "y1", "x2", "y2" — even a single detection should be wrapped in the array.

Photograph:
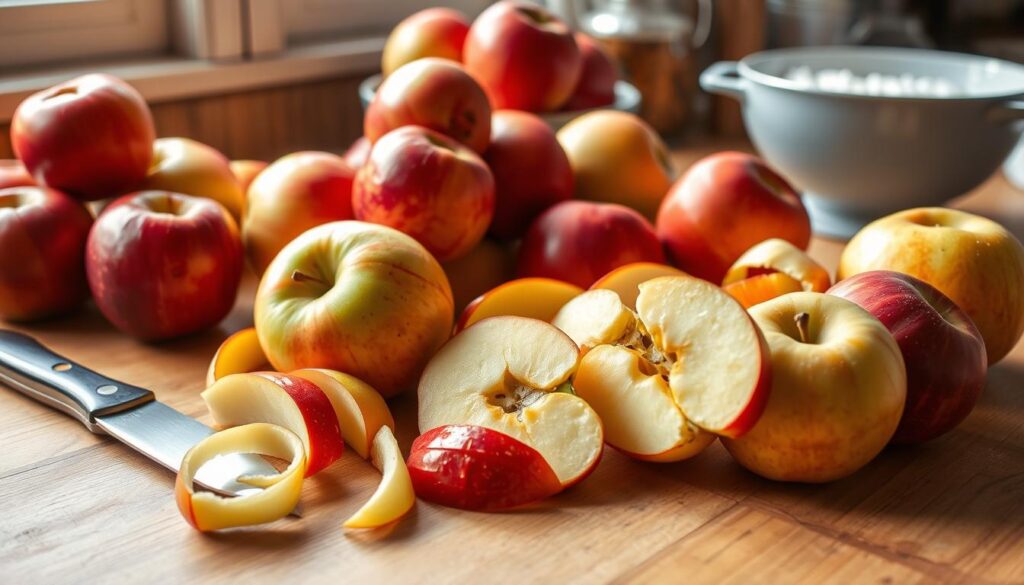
[
  {"x1": 408, "y1": 425, "x2": 562, "y2": 511},
  {"x1": 518, "y1": 200, "x2": 665, "y2": 289},
  {"x1": 456, "y1": 277, "x2": 583, "y2": 333},
  {"x1": 292, "y1": 368, "x2": 394, "y2": 460},
  {"x1": 658, "y1": 152, "x2": 811, "y2": 283},
  {"x1": 365, "y1": 58, "x2": 492, "y2": 154},
  {"x1": 419, "y1": 316, "x2": 603, "y2": 487},
  {"x1": 563, "y1": 33, "x2": 617, "y2": 111},
  {"x1": 353, "y1": 126, "x2": 494, "y2": 262},
  {"x1": 484, "y1": 110, "x2": 574, "y2": 241},
  {"x1": 0, "y1": 186, "x2": 93, "y2": 321},
  {"x1": 140, "y1": 137, "x2": 244, "y2": 221},
  {"x1": 254, "y1": 221, "x2": 453, "y2": 397},
  {"x1": 0, "y1": 160, "x2": 35, "y2": 189},
  {"x1": 463, "y1": 1, "x2": 581, "y2": 112},
  {"x1": 229, "y1": 159, "x2": 267, "y2": 195},
  {"x1": 242, "y1": 151, "x2": 356, "y2": 274},
  {"x1": 11, "y1": 74, "x2": 154, "y2": 201},
  {"x1": 382, "y1": 7, "x2": 470, "y2": 76},
  {"x1": 86, "y1": 191, "x2": 242, "y2": 340},
  {"x1": 557, "y1": 110, "x2": 674, "y2": 221},
  {"x1": 723, "y1": 292, "x2": 906, "y2": 482},
  {"x1": 838, "y1": 207, "x2": 1024, "y2": 365},
  {"x1": 442, "y1": 238, "x2": 516, "y2": 315}
]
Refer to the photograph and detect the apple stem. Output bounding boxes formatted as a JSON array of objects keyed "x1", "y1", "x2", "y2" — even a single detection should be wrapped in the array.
[
  {"x1": 291, "y1": 270, "x2": 328, "y2": 287},
  {"x1": 794, "y1": 312, "x2": 810, "y2": 343}
]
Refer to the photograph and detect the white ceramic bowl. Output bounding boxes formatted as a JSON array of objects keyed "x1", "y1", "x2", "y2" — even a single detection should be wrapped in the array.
[
  {"x1": 701, "y1": 47, "x2": 1024, "y2": 238},
  {"x1": 358, "y1": 74, "x2": 642, "y2": 130}
]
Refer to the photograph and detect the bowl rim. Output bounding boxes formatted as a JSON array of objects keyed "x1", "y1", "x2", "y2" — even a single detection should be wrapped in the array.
[{"x1": 737, "y1": 46, "x2": 1024, "y2": 102}]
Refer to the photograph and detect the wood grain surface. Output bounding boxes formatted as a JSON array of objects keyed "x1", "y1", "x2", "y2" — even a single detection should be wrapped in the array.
[{"x1": 2, "y1": 141, "x2": 1023, "y2": 585}]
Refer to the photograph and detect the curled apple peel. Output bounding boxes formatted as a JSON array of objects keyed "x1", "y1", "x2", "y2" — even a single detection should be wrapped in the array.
[
  {"x1": 343, "y1": 426, "x2": 416, "y2": 529},
  {"x1": 175, "y1": 423, "x2": 306, "y2": 532}
]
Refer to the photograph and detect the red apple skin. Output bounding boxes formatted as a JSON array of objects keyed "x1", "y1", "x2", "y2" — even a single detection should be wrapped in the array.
[
  {"x1": 254, "y1": 372, "x2": 345, "y2": 476},
  {"x1": 484, "y1": 110, "x2": 574, "y2": 241},
  {"x1": 563, "y1": 34, "x2": 617, "y2": 111},
  {"x1": 382, "y1": 7, "x2": 470, "y2": 77},
  {"x1": 11, "y1": 74, "x2": 155, "y2": 201},
  {"x1": 828, "y1": 271, "x2": 987, "y2": 444},
  {"x1": 518, "y1": 200, "x2": 666, "y2": 289},
  {"x1": 86, "y1": 191, "x2": 243, "y2": 340},
  {"x1": 342, "y1": 137, "x2": 372, "y2": 170},
  {"x1": 0, "y1": 160, "x2": 35, "y2": 190},
  {"x1": 353, "y1": 126, "x2": 495, "y2": 262},
  {"x1": 657, "y1": 152, "x2": 811, "y2": 283},
  {"x1": 365, "y1": 58, "x2": 492, "y2": 154},
  {"x1": 407, "y1": 425, "x2": 563, "y2": 511},
  {"x1": 0, "y1": 187, "x2": 93, "y2": 321},
  {"x1": 463, "y1": 1, "x2": 582, "y2": 112}
]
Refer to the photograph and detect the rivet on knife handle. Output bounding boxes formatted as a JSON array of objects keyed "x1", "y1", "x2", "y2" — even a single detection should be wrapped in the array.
[{"x1": 0, "y1": 329, "x2": 154, "y2": 432}]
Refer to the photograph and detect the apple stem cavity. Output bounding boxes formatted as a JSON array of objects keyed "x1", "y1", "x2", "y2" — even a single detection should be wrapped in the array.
[
  {"x1": 291, "y1": 269, "x2": 329, "y2": 287},
  {"x1": 794, "y1": 312, "x2": 811, "y2": 343}
]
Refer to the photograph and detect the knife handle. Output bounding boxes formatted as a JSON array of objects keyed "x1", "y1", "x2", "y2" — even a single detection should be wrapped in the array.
[{"x1": 0, "y1": 330, "x2": 153, "y2": 433}]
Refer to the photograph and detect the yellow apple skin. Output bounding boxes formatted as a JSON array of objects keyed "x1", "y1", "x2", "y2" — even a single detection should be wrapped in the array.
[
  {"x1": 724, "y1": 292, "x2": 906, "y2": 483},
  {"x1": 140, "y1": 137, "x2": 244, "y2": 220},
  {"x1": 206, "y1": 327, "x2": 272, "y2": 387},
  {"x1": 556, "y1": 111, "x2": 676, "y2": 221},
  {"x1": 455, "y1": 277, "x2": 583, "y2": 333},
  {"x1": 255, "y1": 221, "x2": 454, "y2": 398},
  {"x1": 229, "y1": 160, "x2": 267, "y2": 195},
  {"x1": 590, "y1": 262, "x2": 685, "y2": 310},
  {"x1": 723, "y1": 238, "x2": 831, "y2": 292},
  {"x1": 343, "y1": 426, "x2": 416, "y2": 529},
  {"x1": 838, "y1": 207, "x2": 1024, "y2": 364}
]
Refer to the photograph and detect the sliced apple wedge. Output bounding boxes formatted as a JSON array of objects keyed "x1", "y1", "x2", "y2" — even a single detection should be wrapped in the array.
[
  {"x1": 206, "y1": 327, "x2": 273, "y2": 386},
  {"x1": 723, "y1": 271, "x2": 803, "y2": 309},
  {"x1": 343, "y1": 426, "x2": 416, "y2": 529},
  {"x1": 202, "y1": 372, "x2": 345, "y2": 476},
  {"x1": 722, "y1": 238, "x2": 831, "y2": 293},
  {"x1": 551, "y1": 289, "x2": 634, "y2": 354},
  {"x1": 590, "y1": 262, "x2": 685, "y2": 310},
  {"x1": 455, "y1": 277, "x2": 583, "y2": 334},
  {"x1": 293, "y1": 368, "x2": 394, "y2": 459},
  {"x1": 419, "y1": 317, "x2": 603, "y2": 487}
]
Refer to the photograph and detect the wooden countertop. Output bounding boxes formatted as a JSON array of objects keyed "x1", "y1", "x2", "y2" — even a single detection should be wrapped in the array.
[{"x1": 3, "y1": 141, "x2": 1023, "y2": 584}]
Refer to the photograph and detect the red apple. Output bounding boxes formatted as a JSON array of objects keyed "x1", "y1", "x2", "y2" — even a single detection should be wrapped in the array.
[
  {"x1": 518, "y1": 200, "x2": 665, "y2": 289},
  {"x1": 484, "y1": 110, "x2": 574, "y2": 240},
  {"x1": 0, "y1": 186, "x2": 92, "y2": 321},
  {"x1": 657, "y1": 152, "x2": 811, "y2": 283},
  {"x1": 563, "y1": 33, "x2": 617, "y2": 111},
  {"x1": 365, "y1": 58, "x2": 492, "y2": 154},
  {"x1": 828, "y1": 270, "x2": 987, "y2": 444},
  {"x1": 463, "y1": 1, "x2": 582, "y2": 112},
  {"x1": 353, "y1": 126, "x2": 494, "y2": 262},
  {"x1": 382, "y1": 7, "x2": 470, "y2": 77},
  {"x1": 0, "y1": 160, "x2": 35, "y2": 189},
  {"x1": 342, "y1": 137, "x2": 372, "y2": 170},
  {"x1": 408, "y1": 425, "x2": 563, "y2": 511},
  {"x1": 86, "y1": 191, "x2": 243, "y2": 340},
  {"x1": 11, "y1": 74, "x2": 155, "y2": 201}
]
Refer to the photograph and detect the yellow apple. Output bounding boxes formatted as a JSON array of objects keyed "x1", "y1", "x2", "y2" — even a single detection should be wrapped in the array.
[{"x1": 140, "y1": 137, "x2": 244, "y2": 220}]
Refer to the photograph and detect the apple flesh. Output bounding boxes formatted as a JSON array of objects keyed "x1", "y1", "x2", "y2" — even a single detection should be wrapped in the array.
[
  {"x1": 724, "y1": 292, "x2": 906, "y2": 482},
  {"x1": 517, "y1": 200, "x2": 665, "y2": 289},
  {"x1": 563, "y1": 33, "x2": 617, "y2": 111},
  {"x1": 408, "y1": 425, "x2": 562, "y2": 511},
  {"x1": 418, "y1": 316, "x2": 603, "y2": 487},
  {"x1": 456, "y1": 277, "x2": 583, "y2": 334},
  {"x1": 344, "y1": 426, "x2": 416, "y2": 529},
  {"x1": 722, "y1": 238, "x2": 831, "y2": 293},
  {"x1": 657, "y1": 152, "x2": 811, "y2": 283},
  {"x1": 0, "y1": 186, "x2": 93, "y2": 321},
  {"x1": 724, "y1": 272, "x2": 804, "y2": 309},
  {"x1": 140, "y1": 137, "x2": 244, "y2": 220},
  {"x1": 463, "y1": 1, "x2": 582, "y2": 112},
  {"x1": 11, "y1": 73, "x2": 155, "y2": 201},
  {"x1": 839, "y1": 207, "x2": 1024, "y2": 365},
  {"x1": 202, "y1": 372, "x2": 346, "y2": 476},
  {"x1": 365, "y1": 58, "x2": 492, "y2": 154},
  {"x1": 382, "y1": 7, "x2": 470, "y2": 77},
  {"x1": 353, "y1": 126, "x2": 495, "y2": 262},
  {"x1": 292, "y1": 368, "x2": 395, "y2": 460},
  {"x1": 255, "y1": 221, "x2": 453, "y2": 397},
  {"x1": 829, "y1": 271, "x2": 987, "y2": 444},
  {"x1": 86, "y1": 191, "x2": 243, "y2": 340}
]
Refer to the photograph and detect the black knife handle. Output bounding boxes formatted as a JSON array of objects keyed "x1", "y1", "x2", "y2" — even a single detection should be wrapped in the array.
[{"x1": 0, "y1": 330, "x2": 153, "y2": 433}]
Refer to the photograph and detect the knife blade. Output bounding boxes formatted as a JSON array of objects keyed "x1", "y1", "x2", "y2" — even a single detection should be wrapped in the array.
[{"x1": 0, "y1": 329, "x2": 280, "y2": 499}]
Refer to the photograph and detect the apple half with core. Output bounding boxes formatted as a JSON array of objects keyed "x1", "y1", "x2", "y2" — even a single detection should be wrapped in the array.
[
  {"x1": 724, "y1": 292, "x2": 906, "y2": 482},
  {"x1": 418, "y1": 317, "x2": 603, "y2": 487}
]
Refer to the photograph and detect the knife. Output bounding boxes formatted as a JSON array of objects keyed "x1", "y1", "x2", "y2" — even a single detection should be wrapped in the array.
[{"x1": 0, "y1": 329, "x2": 281, "y2": 499}]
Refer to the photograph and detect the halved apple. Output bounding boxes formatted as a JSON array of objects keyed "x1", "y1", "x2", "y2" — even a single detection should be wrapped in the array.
[
  {"x1": 723, "y1": 272, "x2": 803, "y2": 309},
  {"x1": 722, "y1": 238, "x2": 831, "y2": 292},
  {"x1": 590, "y1": 262, "x2": 685, "y2": 310},
  {"x1": 293, "y1": 368, "x2": 394, "y2": 459},
  {"x1": 419, "y1": 316, "x2": 603, "y2": 487},
  {"x1": 407, "y1": 424, "x2": 562, "y2": 510},
  {"x1": 202, "y1": 372, "x2": 345, "y2": 476},
  {"x1": 455, "y1": 277, "x2": 583, "y2": 334},
  {"x1": 206, "y1": 327, "x2": 273, "y2": 386},
  {"x1": 343, "y1": 426, "x2": 415, "y2": 529},
  {"x1": 556, "y1": 276, "x2": 771, "y2": 439}
]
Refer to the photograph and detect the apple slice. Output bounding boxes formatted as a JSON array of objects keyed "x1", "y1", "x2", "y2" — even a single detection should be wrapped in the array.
[
  {"x1": 202, "y1": 372, "x2": 345, "y2": 476},
  {"x1": 723, "y1": 271, "x2": 803, "y2": 309},
  {"x1": 590, "y1": 262, "x2": 685, "y2": 310},
  {"x1": 551, "y1": 288, "x2": 634, "y2": 354},
  {"x1": 407, "y1": 425, "x2": 562, "y2": 510},
  {"x1": 455, "y1": 277, "x2": 583, "y2": 334},
  {"x1": 343, "y1": 426, "x2": 416, "y2": 529},
  {"x1": 722, "y1": 238, "x2": 831, "y2": 292},
  {"x1": 419, "y1": 316, "x2": 603, "y2": 487},
  {"x1": 206, "y1": 327, "x2": 273, "y2": 386},
  {"x1": 292, "y1": 368, "x2": 394, "y2": 459}
]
